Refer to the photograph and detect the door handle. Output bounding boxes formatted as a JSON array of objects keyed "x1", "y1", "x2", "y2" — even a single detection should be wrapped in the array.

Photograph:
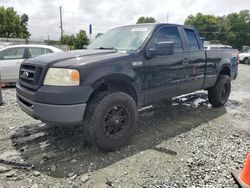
[{"x1": 182, "y1": 58, "x2": 189, "y2": 65}]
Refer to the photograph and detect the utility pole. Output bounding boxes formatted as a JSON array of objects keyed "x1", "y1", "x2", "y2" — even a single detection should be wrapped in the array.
[
  {"x1": 73, "y1": 13, "x2": 75, "y2": 35},
  {"x1": 89, "y1": 24, "x2": 92, "y2": 42},
  {"x1": 60, "y1": 6, "x2": 63, "y2": 39},
  {"x1": 167, "y1": 12, "x2": 169, "y2": 23}
]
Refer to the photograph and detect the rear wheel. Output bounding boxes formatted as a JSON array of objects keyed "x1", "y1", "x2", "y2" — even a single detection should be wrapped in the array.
[
  {"x1": 208, "y1": 75, "x2": 231, "y2": 107},
  {"x1": 84, "y1": 91, "x2": 137, "y2": 151}
]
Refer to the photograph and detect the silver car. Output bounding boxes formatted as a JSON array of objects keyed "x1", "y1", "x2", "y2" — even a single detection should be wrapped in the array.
[{"x1": 0, "y1": 45, "x2": 62, "y2": 84}]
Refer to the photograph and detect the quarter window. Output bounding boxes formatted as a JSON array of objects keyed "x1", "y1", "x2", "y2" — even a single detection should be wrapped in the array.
[{"x1": 185, "y1": 29, "x2": 200, "y2": 50}]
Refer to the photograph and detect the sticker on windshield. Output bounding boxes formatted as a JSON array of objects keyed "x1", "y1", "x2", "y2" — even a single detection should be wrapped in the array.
[{"x1": 131, "y1": 28, "x2": 148, "y2": 32}]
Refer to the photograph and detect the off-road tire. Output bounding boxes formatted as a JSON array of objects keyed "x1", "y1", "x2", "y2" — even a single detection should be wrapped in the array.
[
  {"x1": 208, "y1": 75, "x2": 231, "y2": 107},
  {"x1": 84, "y1": 91, "x2": 137, "y2": 151}
]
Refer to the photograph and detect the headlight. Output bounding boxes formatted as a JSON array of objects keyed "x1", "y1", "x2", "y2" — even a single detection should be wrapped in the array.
[{"x1": 43, "y1": 68, "x2": 80, "y2": 86}]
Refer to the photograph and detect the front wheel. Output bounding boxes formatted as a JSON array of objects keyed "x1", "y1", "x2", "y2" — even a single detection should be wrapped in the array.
[
  {"x1": 208, "y1": 75, "x2": 231, "y2": 107},
  {"x1": 84, "y1": 91, "x2": 138, "y2": 151}
]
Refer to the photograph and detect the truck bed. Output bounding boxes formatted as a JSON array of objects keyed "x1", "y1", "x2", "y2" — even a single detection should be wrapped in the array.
[{"x1": 203, "y1": 49, "x2": 238, "y2": 89}]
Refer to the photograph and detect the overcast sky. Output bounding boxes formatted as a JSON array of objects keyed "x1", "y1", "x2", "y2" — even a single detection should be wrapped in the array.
[{"x1": 0, "y1": 0, "x2": 250, "y2": 40}]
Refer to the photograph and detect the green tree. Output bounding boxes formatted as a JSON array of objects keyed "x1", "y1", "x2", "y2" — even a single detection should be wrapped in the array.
[
  {"x1": 184, "y1": 10, "x2": 250, "y2": 49},
  {"x1": 60, "y1": 30, "x2": 88, "y2": 49},
  {"x1": 74, "y1": 30, "x2": 88, "y2": 49},
  {"x1": 0, "y1": 6, "x2": 30, "y2": 38},
  {"x1": 20, "y1": 13, "x2": 30, "y2": 38},
  {"x1": 184, "y1": 13, "x2": 220, "y2": 42},
  {"x1": 136, "y1": 16, "x2": 156, "y2": 24},
  {"x1": 225, "y1": 10, "x2": 250, "y2": 49}
]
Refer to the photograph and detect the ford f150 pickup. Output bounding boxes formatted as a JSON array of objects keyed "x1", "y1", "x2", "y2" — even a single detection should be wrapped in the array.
[{"x1": 16, "y1": 23, "x2": 238, "y2": 151}]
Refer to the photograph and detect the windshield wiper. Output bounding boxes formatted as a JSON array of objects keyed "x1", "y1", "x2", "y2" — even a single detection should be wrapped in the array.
[{"x1": 96, "y1": 47, "x2": 118, "y2": 50}]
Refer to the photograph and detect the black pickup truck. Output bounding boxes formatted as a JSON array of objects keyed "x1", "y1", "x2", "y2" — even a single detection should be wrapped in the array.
[{"x1": 16, "y1": 23, "x2": 238, "y2": 151}]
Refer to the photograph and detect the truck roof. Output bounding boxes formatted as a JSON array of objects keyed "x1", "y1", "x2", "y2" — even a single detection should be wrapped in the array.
[{"x1": 115, "y1": 23, "x2": 196, "y2": 30}]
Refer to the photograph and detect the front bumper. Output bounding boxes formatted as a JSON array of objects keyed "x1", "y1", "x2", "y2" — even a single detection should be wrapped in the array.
[{"x1": 17, "y1": 93, "x2": 86, "y2": 125}]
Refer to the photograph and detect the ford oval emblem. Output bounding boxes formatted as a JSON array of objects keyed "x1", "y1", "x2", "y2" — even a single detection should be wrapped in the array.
[{"x1": 22, "y1": 71, "x2": 29, "y2": 78}]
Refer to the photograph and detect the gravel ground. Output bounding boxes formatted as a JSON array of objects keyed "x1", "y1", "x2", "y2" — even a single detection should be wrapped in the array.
[{"x1": 0, "y1": 64, "x2": 249, "y2": 188}]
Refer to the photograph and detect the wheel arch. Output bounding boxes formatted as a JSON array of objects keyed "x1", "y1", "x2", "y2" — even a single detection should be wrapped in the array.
[
  {"x1": 88, "y1": 74, "x2": 139, "y2": 105},
  {"x1": 218, "y1": 65, "x2": 231, "y2": 78}
]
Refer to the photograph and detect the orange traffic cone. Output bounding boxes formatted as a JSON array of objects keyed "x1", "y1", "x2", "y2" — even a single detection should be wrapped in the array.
[{"x1": 232, "y1": 152, "x2": 250, "y2": 188}]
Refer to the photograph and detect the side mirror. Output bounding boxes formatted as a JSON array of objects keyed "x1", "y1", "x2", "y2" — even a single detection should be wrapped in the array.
[{"x1": 146, "y1": 41, "x2": 174, "y2": 58}]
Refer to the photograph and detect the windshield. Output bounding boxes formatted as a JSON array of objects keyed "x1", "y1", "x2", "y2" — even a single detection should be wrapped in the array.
[{"x1": 88, "y1": 25, "x2": 154, "y2": 51}]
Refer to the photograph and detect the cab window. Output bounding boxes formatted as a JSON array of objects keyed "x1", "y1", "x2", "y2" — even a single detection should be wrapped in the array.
[{"x1": 0, "y1": 48, "x2": 25, "y2": 60}]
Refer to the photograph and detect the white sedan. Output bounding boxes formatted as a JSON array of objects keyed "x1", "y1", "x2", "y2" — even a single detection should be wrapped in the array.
[
  {"x1": 239, "y1": 51, "x2": 250, "y2": 64},
  {"x1": 0, "y1": 45, "x2": 62, "y2": 84}
]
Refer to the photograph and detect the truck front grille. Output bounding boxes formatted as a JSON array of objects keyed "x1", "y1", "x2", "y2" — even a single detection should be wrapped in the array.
[{"x1": 19, "y1": 64, "x2": 43, "y2": 90}]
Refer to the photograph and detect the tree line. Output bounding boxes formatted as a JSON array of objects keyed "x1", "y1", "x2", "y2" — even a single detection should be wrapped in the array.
[
  {"x1": 1, "y1": 5, "x2": 250, "y2": 50},
  {"x1": 0, "y1": 6, "x2": 30, "y2": 39},
  {"x1": 60, "y1": 30, "x2": 88, "y2": 50},
  {"x1": 137, "y1": 11, "x2": 250, "y2": 50},
  {"x1": 184, "y1": 10, "x2": 250, "y2": 49}
]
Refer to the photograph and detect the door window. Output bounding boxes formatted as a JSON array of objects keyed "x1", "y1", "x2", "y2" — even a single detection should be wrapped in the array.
[
  {"x1": 29, "y1": 48, "x2": 52, "y2": 58},
  {"x1": 152, "y1": 27, "x2": 183, "y2": 52},
  {"x1": 0, "y1": 48, "x2": 25, "y2": 60},
  {"x1": 185, "y1": 29, "x2": 200, "y2": 51}
]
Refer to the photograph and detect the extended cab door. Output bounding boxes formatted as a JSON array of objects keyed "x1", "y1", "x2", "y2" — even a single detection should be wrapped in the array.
[
  {"x1": 143, "y1": 26, "x2": 190, "y2": 105},
  {"x1": 181, "y1": 27, "x2": 206, "y2": 91}
]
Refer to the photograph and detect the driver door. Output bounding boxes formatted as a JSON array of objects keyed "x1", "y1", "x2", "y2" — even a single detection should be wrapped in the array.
[{"x1": 143, "y1": 26, "x2": 190, "y2": 105}]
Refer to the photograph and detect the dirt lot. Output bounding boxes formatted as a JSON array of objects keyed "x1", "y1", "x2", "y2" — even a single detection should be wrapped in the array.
[{"x1": 0, "y1": 64, "x2": 249, "y2": 188}]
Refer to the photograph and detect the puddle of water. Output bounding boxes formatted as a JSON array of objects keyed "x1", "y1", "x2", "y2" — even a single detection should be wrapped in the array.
[
  {"x1": 193, "y1": 98, "x2": 207, "y2": 107},
  {"x1": 138, "y1": 105, "x2": 153, "y2": 112},
  {"x1": 39, "y1": 141, "x2": 50, "y2": 150},
  {"x1": 153, "y1": 146, "x2": 177, "y2": 156},
  {"x1": 14, "y1": 132, "x2": 47, "y2": 145},
  {"x1": 172, "y1": 92, "x2": 210, "y2": 109}
]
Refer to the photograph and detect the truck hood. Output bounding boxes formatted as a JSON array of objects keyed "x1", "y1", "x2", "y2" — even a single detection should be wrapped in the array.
[{"x1": 27, "y1": 49, "x2": 130, "y2": 67}]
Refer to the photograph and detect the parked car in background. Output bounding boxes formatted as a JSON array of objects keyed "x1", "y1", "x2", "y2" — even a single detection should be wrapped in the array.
[
  {"x1": 0, "y1": 45, "x2": 62, "y2": 85},
  {"x1": 0, "y1": 42, "x2": 13, "y2": 49},
  {"x1": 205, "y1": 44, "x2": 232, "y2": 50},
  {"x1": 239, "y1": 50, "x2": 250, "y2": 64}
]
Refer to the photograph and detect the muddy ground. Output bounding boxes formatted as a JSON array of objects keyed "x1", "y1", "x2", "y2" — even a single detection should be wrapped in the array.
[{"x1": 0, "y1": 64, "x2": 249, "y2": 188}]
